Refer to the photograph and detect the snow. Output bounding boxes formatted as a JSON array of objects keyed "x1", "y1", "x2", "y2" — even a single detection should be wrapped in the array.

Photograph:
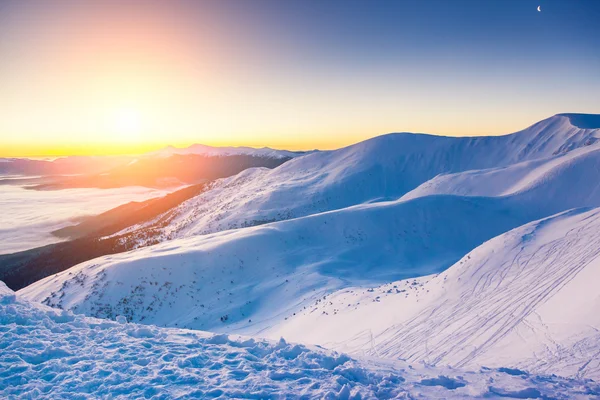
[
  {"x1": 270, "y1": 208, "x2": 600, "y2": 380},
  {"x1": 0, "y1": 185, "x2": 172, "y2": 254},
  {"x1": 561, "y1": 113, "x2": 600, "y2": 129},
  {"x1": 3, "y1": 282, "x2": 598, "y2": 399},
  {"x1": 12, "y1": 113, "x2": 600, "y2": 393},
  {"x1": 19, "y1": 116, "x2": 600, "y2": 339},
  {"x1": 402, "y1": 144, "x2": 600, "y2": 203}
]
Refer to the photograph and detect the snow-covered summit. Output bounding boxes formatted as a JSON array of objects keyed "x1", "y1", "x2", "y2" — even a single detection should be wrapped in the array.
[{"x1": 558, "y1": 113, "x2": 600, "y2": 129}]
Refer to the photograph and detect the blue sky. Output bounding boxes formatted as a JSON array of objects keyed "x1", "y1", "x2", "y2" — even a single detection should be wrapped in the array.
[{"x1": 0, "y1": 0, "x2": 599, "y2": 155}]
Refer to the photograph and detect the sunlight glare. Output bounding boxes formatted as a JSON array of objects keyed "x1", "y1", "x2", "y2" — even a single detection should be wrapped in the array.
[{"x1": 113, "y1": 108, "x2": 142, "y2": 142}]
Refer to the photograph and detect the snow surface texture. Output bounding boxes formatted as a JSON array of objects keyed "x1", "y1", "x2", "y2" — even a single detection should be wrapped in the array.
[
  {"x1": 0, "y1": 185, "x2": 171, "y2": 254},
  {"x1": 2, "y1": 282, "x2": 598, "y2": 399},
  {"x1": 271, "y1": 208, "x2": 600, "y2": 380}
]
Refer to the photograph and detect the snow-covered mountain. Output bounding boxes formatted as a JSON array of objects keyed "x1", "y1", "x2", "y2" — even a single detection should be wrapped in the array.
[
  {"x1": 5, "y1": 282, "x2": 595, "y2": 399},
  {"x1": 17, "y1": 113, "x2": 600, "y2": 382},
  {"x1": 0, "y1": 155, "x2": 132, "y2": 176},
  {"x1": 108, "y1": 113, "x2": 600, "y2": 248}
]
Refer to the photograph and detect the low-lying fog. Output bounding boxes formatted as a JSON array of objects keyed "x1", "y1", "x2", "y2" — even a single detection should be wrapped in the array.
[{"x1": 0, "y1": 180, "x2": 170, "y2": 254}]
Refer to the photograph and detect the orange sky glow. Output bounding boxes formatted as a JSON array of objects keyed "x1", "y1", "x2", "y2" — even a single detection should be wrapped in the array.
[{"x1": 1, "y1": 1, "x2": 598, "y2": 157}]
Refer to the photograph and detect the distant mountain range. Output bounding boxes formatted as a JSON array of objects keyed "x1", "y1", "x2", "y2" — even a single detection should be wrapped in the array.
[
  {"x1": 0, "y1": 144, "x2": 311, "y2": 189},
  {"x1": 151, "y1": 143, "x2": 313, "y2": 159}
]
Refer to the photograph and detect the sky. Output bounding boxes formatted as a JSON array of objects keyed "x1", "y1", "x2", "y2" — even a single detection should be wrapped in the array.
[{"x1": 1, "y1": 0, "x2": 599, "y2": 156}]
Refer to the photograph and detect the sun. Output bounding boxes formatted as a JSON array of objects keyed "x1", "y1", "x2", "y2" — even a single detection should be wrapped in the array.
[{"x1": 113, "y1": 108, "x2": 142, "y2": 141}]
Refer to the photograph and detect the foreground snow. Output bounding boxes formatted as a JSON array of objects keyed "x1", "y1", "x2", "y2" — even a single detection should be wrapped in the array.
[
  {"x1": 17, "y1": 207, "x2": 600, "y2": 384},
  {"x1": 2, "y1": 282, "x2": 598, "y2": 399},
  {"x1": 11, "y1": 113, "x2": 600, "y2": 396}
]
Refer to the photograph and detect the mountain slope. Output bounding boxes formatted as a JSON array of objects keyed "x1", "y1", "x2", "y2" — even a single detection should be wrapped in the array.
[
  {"x1": 374, "y1": 208, "x2": 600, "y2": 378},
  {"x1": 402, "y1": 143, "x2": 600, "y2": 202},
  {"x1": 31, "y1": 153, "x2": 290, "y2": 190},
  {"x1": 0, "y1": 155, "x2": 131, "y2": 176},
  {"x1": 269, "y1": 208, "x2": 600, "y2": 380},
  {"x1": 19, "y1": 195, "x2": 538, "y2": 333},
  {"x1": 19, "y1": 163, "x2": 600, "y2": 336},
  {"x1": 10, "y1": 114, "x2": 598, "y2": 290}
]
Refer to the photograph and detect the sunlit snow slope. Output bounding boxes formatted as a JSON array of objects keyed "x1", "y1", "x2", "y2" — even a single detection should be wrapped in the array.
[{"x1": 271, "y1": 208, "x2": 600, "y2": 380}]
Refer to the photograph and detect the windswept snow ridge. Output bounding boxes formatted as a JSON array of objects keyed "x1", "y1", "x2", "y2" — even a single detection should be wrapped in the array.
[
  {"x1": 110, "y1": 113, "x2": 600, "y2": 248},
  {"x1": 402, "y1": 144, "x2": 600, "y2": 203},
  {"x1": 2, "y1": 282, "x2": 598, "y2": 399}
]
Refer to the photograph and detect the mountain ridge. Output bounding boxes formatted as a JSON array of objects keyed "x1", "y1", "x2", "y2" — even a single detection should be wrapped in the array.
[{"x1": 105, "y1": 113, "x2": 600, "y2": 248}]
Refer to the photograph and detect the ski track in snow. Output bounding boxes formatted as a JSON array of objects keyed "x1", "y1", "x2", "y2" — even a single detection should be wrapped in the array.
[
  {"x1": 271, "y1": 209, "x2": 600, "y2": 380},
  {"x1": 373, "y1": 209, "x2": 600, "y2": 376},
  {"x1": 2, "y1": 282, "x2": 599, "y2": 399}
]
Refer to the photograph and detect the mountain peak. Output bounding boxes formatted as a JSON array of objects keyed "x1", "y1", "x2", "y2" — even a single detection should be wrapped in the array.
[{"x1": 556, "y1": 113, "x2": 600, "y2": 129}]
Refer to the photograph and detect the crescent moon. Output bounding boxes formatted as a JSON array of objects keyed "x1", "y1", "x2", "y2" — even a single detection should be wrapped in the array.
[{"x1": 537, "y1": 5, "x2": 541, "y2": 12}]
